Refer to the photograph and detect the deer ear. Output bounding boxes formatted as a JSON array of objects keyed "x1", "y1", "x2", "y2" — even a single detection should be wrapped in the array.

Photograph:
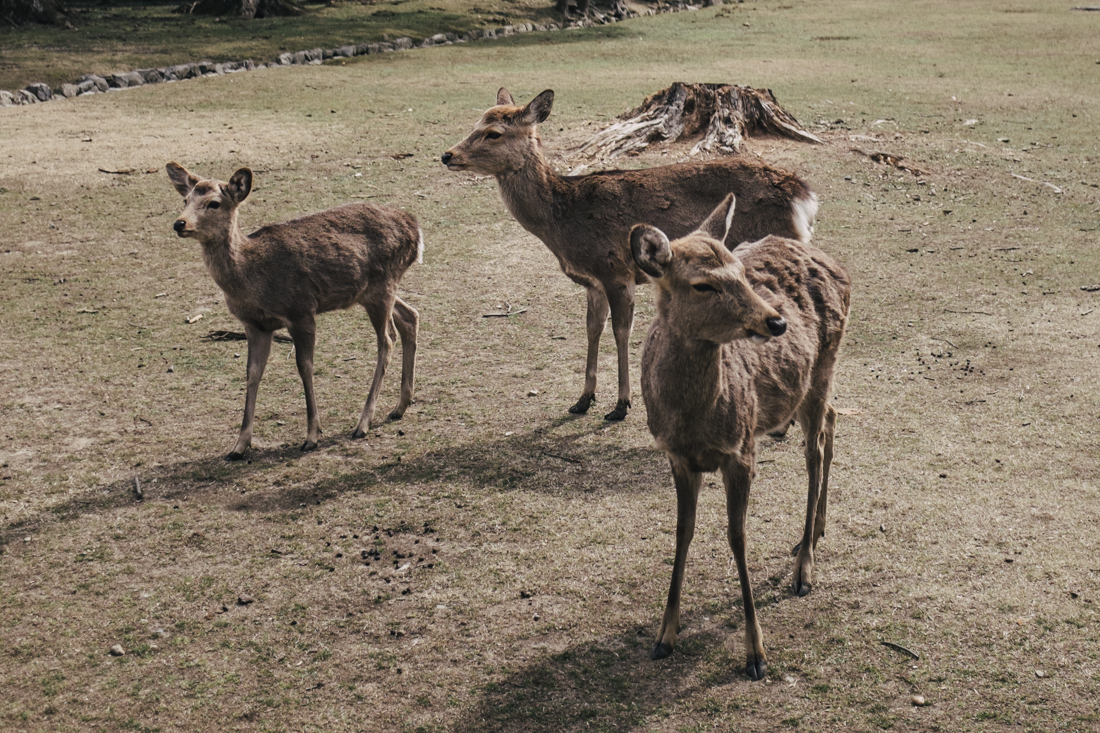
[
  {"x1": 166, "y1": 162, "x2": 199, "y2": 197},
  {"x1": 226, "y1": 168, "x2": 253, "y2": 204},
  {"x1": 521, "y1": 89, "x2": 554, "y2": 124},
  {"x1": 696, "y1": 193, "x2": 737, "y2": 244},
  {"x1": 630, "y1": 224, "x2": 672, "y2": 279},
  {"x1": 496, "y1": 87, "x2": 515, "y2": 106}
]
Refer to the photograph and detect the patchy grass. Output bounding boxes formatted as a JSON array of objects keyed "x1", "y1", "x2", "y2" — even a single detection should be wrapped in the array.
[
  {"x1": 2, "y1": 1, "x2": 1100, "y2": 731},
  {"x1": 0, "y1": 0, "x2": 564, "y2": 91}
]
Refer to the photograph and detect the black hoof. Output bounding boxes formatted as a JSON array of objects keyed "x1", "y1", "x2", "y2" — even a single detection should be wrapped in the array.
[
  {"x1": 746, "y1": 659, "x2": 767, "y2": 681},
  {"x1": 568, "y1": 393, "x2": 596, "y2": 415},
  {"x1": 651, "y1": 642, "x2": 673, "y2": 660},
  {"x1": 796, "y1": 581, "x2": 812, "y2": 597},
  {"x1": 225, "y1": 451, "x2": 247, "y2": 462},
  {"x1": 387, "y1": 410, "x2": 404, "y2": 421},
  {"x1": 300, "y1": 440, "x2": 318, "y2": 452},
  {"x1": 351, "y1": 428, "x2": 367, "y2": 440},
  {"x1": 604, "y1": 399, "x2": 631, "y2": 422}
]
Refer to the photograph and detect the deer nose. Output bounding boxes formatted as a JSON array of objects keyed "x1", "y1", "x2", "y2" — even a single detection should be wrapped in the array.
[
  {"x1": 173, "y1": 219, "x2": 186, "y2": 234},
  {"x1": 441, "y1": 151, "x2": 453, "y2": 165},
  {"x1": 766, "y1": 316, "x2": 787, "y2": 337}
]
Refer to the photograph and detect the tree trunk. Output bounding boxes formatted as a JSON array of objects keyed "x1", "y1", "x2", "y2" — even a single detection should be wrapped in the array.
[
  {"x1": 576, "y1": 82, "x2": 823, "y2": 163},
  {"x1": 177, "y1": 0, "x2": 302, "y2": 19},
  {"x1": 0, "y1": 0, "x2": 70, "y2": 26}
]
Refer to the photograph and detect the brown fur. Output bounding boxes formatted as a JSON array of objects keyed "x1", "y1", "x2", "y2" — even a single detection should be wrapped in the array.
[
  {"x1": 442, "y1": 88, "x2": 818, "y2": 421},
  {"x1": 631, "y1": 194, "x2": 850, "y2": 681},
  {"x1": 166, "y1": 162, "x2": 422, "y2": 460}
]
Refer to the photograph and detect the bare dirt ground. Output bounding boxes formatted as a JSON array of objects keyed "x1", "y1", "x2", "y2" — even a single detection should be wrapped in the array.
[{"x1": 1, "y1": 2, "x2": 1099, "y2": 731}]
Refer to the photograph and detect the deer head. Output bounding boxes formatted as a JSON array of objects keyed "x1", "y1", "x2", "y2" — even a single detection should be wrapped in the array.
[
  {"x1": 631, "y1": 194, "x2": 787, "y2": 344},
  {"x1": 167, "y1": 162, "x2": 252, "y2": 243},
  {"x1": 440, "y1": 88, "x2": 555, "y2": 175}
]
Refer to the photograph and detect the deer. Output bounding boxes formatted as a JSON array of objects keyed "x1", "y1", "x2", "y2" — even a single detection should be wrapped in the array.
[
  {"x1": 166, "y1": 162, "x2": 422, "y2": 461},
  {"x1": 442, "y1": 88, "x2": 818, "y2": 421},
  {"x1": 630, "y1": 193, "x2": 850, "y2": 681}
]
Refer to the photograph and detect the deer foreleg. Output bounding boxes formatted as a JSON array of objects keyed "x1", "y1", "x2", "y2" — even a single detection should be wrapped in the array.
[
  {"x1": 287, "y1": 319, "x2": 320, "y2": 452},
  {"x1": 569, "y1": 287, "x2": 609, "y2": 415},
  {"x1": 229, "y1": 326, "x2": 273, "y2": 461},
  {"x1": 652, "y1": 459, "x2": 702, "y2": 660},
  {"x1": 723, "y1": 455, "x2": 766, "y2": 681},
  {"x1": 603, "y1": 281, "x2": 635, "y2": 421}
]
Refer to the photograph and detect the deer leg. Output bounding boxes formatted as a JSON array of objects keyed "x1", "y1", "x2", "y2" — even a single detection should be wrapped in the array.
[
  {"x1": 386, "y1": 296, "x2": 419, "y2": 421},
  {"x1": 813, "y1": 404, "x2": 837, "y2": 549},
  {"x1": 287, "y1": 318, "x2": 320, "y2": 452},
  {"x1": 652, "y1": 458, "x2": 702, "y2": 660},
  {"x1": 569, "y1": 287, "x2": 609, "y2": 415},
  {"x1": 603, "y1": 281, "x2": 635, "y2": 421},
  {"x1": 722, "y1": 454, "x2": 767, "y2": 681},
  {"x1": 792, "y1": 402, "x2": 829, "y2": 597},
  {"x1": 352, "y1": 291, "x2": 397, "y2": 440},
  {"x1": 228, "y1": 326, "x2": 273, "y2": 461}
]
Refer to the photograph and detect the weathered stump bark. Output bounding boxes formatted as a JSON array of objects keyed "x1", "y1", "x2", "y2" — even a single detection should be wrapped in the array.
[
  {"x1": 176, "y1": 0, "x2": 302, "y2": 18},
  {"x1": 576, "y1": 82, "x2": 822, "y2": 163}
]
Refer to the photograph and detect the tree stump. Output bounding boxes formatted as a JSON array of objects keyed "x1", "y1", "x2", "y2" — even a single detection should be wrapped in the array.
[
  {"x1": 176, "y1": 0, "x2": 302, "y2": 19},
  {"x1": 576, "y1": 82, "x2": 822, "y2": 163}
]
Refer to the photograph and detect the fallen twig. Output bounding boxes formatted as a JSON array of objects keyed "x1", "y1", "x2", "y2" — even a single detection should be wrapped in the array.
[
  {"x1": 930, "y1": 337, "x2": 957, "y2": 348},
  {"x1": 850, "y1": 147, "x2": 929, "y2": 176},
  {"x1": 881, "y1": 641, "x2": 920, "y2": 659},
  {"x1": 945, "y1": 309, "x2": 993, "y2": 316},
  {"x1": 202, "y1": 329, "x2": 293, "y2": 343},
  {"x1": 1011, "y1": 173, "x2": 1062, "y2": 194},
  {"x1": 98, "y1": 168, "x2": 136, "y2": 175},
  {"x1": 133, "y1": 477, "x2": 143, "y2": 500}
]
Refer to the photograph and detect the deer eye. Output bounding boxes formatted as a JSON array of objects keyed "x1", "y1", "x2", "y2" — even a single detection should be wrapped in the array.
[
  {"x1": 207, "y1": 201, "x2": 221, "y2": 210},
  {"x1": 485, "y1": 131, "x2": 503, "y2": 140},
  {"x1": 692, "y1": 283, "x2": 717, "y2": 293}
]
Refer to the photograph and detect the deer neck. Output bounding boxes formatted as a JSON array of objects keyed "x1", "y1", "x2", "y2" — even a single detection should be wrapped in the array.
[
  {"x1": 198, "y1": 216, "x2": 248, "y2": 292},
  {"x1": 494, "y1": 144, "x2": 559, "y2": 237}
]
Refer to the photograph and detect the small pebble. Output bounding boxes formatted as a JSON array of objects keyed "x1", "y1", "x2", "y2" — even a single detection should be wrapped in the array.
[
  {"x1": 1035, "y1": 670, "x2": 1046, "y2": 678},
  {"x1": 109, "y1": 644, "x2": 125, "y2": 656},
  {"x1": 528, "y1": 389, "x2": 539, "y2": 396},
  {"x1": 911, "y1": 695, "x2": 926, "y2": 706}
]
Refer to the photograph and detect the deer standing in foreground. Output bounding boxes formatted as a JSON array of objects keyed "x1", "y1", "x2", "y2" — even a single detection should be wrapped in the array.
[
  {"x1": 631, "y1": 194, "x2": 850, "y2": 680},
  {"x1": 167, "y1": 162, "x2": 422, "y2": 460},
  {"x1": 442, "y1": 88, "x2": 818, "y2": 421}
]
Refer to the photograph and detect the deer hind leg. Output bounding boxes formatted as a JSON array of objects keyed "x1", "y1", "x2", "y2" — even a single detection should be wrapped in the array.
[
  {"x1": 386, "y1": 296, "x2": 419, "y2": 421},
  {"x1": 603, "y1": 281, "x2": 635, "y2": 421},
  {"x1": 791, "y1": 400, "x2": 832, "y2": 597},
  {"x1": 568, "y1": 286, "x2": 610, "y2": 415},
  {"x1": 287, "y1": 318, "x2": 320, "y2": 452},
  {"x1": 723, "y1": 454, "x2": 767, "y2": 681},
  {"x1": 228, "y1": 325, "x2": 274, "y2": 461},
  {"x1": 352, "y1": 288, "x2": 397, "y2": 440},
  {"x1": 652, "y1": 457, "x2": 702, "y2": 660}
]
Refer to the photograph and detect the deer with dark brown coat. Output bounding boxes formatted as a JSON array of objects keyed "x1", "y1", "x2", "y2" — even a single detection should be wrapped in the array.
[
  {"x1": 166, "y1": 162, "x2": 421, "y2": 460},
  {"x1": 631, "y1": 194, "x2": 850, "y2": 681},
  {"x1": 442, "y1": 88, "x2": 818, "y2": 421}
]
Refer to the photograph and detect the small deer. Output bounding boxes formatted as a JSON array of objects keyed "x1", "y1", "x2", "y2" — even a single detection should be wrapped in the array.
[
  {"x1": 166, "y1": 162, "x2": 422, "y2": 460},
  {"x1": 631, "y1": 194, "x2": 850, "y2": 680},
  {"x1": 442, "y1": 88, "x2": 818, "y2": 421}
]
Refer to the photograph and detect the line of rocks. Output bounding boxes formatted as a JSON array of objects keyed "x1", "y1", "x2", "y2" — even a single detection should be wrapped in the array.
[{"x1": 0, "y1": 3, "x2": 699, "y2": 108}]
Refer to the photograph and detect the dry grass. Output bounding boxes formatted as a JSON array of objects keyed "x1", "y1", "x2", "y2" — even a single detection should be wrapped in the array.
[{"x1": 2, "y1": 1, "x2": 1099, "y2": 731}]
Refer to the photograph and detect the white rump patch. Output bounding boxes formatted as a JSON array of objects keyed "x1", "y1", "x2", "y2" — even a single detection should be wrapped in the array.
[
  {"x1": 791, "y1": 192, "x2": 819, "y2": 243},
  {"x1": 416, "y1": 227, "x2": 425, "y2": 264}
]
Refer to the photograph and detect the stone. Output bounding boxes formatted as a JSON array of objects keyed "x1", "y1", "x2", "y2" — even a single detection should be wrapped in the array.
[
  {"x1": 393, "y1": 37, "x2": 413, "y2": 50},
  {"x1": 58, "y1": 83, "x2": 79, "y2": 98},
  {"x1": 109, "y1": 644, "x2": 125, "y2": 656},
  {"x1": 25, "y1": 82, "x2": 52, "y2": 101},
  {"x1": 0, "y1": 90, "x2": 15, "y2": 106},
  {"x1": 17, "y1": 89, "x2": 38, "y2": 104}
]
